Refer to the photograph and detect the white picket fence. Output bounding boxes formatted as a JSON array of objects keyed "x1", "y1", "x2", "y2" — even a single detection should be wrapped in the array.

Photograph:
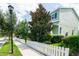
[{"x1": 27, "y1": 40, "x2": 69, "y2": 56}]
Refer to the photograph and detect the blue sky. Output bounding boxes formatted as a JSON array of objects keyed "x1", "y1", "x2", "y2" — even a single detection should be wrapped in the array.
[
  {"x1": 21, "y1": 3, "x2": 62, "y2": 22},
  {"x1": 42, "y1": 3, "x2": 62, "y2": 12},
  {"x1": 0, "y1": 3, "x2": 79, "y2": 22},
  {"x1": 0, "y1": 3, "x2": 62, "y2": 22}
]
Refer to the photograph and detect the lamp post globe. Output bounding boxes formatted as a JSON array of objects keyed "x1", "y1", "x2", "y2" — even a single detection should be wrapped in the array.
[{"x1": 8, "y1": 5, "x2": 14, "y2": 14}]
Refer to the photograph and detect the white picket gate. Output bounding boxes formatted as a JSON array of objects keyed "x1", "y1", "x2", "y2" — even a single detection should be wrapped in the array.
[{"x1": 27, "y1": 40, "x2": 69, "y2": 56}]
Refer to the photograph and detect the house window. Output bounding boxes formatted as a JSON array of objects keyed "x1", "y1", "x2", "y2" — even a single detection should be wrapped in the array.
[
  {"x1": 60, "y1": 27, "x2": 62, "y2": 34},
  {"x1": 52, "y1": 12, "x2": 57, "y2": 20},
  {"x1": 72, "y1": 30, "x2": 74, "y2": 35},
  {"x1": 52, "y1": 14, "x2": 55, "y2": 19},
  {"x1": 65, "y1": 32, "x2": 68, "y2": 36},
  {"x1": 55, "y1": 13, "x2": 57, "y2": 19}
]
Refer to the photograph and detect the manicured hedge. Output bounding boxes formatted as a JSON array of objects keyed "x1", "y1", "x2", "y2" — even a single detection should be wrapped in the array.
[
  {"x1": 42, "y1": 34, "x2": 52, "y2": 44},
  {"x1": 62, "y1": 36, "x2": 79, "y2": 56},
  {"x1": 50, "y1": 35, "x2": 64, "y2": 43}
]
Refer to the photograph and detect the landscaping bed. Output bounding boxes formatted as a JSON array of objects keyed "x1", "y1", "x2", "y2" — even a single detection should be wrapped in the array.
[
  {"x1": 51, "y1": 35, "x2": 79, "y2": 56},
  {"x1": 0, "y1": 41, "x2": 22, "y2": 56},
  {"x1": 51, "y1": 42, "x2": 62, "y2": 46}
]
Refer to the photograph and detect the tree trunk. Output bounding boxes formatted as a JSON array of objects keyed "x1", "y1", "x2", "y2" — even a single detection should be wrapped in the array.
[{"x1": 25, "y1": 37, "x2": 27, "y2": 44}]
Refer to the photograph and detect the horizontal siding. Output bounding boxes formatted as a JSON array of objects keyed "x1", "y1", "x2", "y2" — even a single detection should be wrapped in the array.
[{"x1": 59, "y1": 8, "x2": 79, "y2": 35}]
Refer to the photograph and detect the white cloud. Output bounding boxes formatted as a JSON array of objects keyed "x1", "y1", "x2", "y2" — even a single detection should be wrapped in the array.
[
  {"x1": 0, "y1": 3, "x2": 8, "y2": 12},
  {"x1": 1, "y1": 3, "x2": 79, "y2": 22},
  {"x1": 13, "y1": 3, "x2": 39, "y2": 22},
  {"x1": 16, "y1": 3, "x2": 38, "y2": 11},
  {"x1": 0, "y1": 0, "x2": 79, "y2": 3},
  {"x1": 0, "y1": 3, "x2": 39, "y2": 22}
]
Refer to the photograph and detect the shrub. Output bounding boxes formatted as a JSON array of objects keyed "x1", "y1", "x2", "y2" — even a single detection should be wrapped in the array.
[
  {"x1": 45, "y1": 34, "x2": 53, "y2": 41},
  {"x1": 43, "y1": 41, "x2": 52, "y2": 44},
  {"x1": 51, "y1": 35, "x2": 64, "y2": 43},
  {"x1": 40, "y1": 34, "x2": 52, "y2": 43},
  {"x1": 62, "y1": 36, "x2": 79, "y2": 56}
]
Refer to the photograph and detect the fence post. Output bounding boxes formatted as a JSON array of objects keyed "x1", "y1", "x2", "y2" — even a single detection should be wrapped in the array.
[
  {"x1": 56, "y1": 46, "x2": 59, "y2": 56},
  {"x1": 58, "y1": 47, "x2": 61, "y2": 56},
  {"x1": 53, "y1": 46, "x2": 56, "y2": 56},
  {"x1": 61, "y1": 47, "x2": 64, "y2": 56},
  {"x1": 65, "y1": 48, "x2": 69, "y2": 56},
  {"x1": 51, "y1": 46, "x2": 54, "y2": 56}
]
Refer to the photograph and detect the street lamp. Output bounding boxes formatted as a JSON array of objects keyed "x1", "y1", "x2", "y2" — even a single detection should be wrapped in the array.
[
  {"x1": 8, "y1": 5, "x2": 14, "y2": 54},
  {"x1": 8, "y1": 5, "x2": 14, "y2": 14}
]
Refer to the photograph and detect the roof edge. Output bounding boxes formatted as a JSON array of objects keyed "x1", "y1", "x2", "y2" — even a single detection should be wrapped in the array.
[{"x1": 51, "y1": 8, "x2": 79, "y2": 21}]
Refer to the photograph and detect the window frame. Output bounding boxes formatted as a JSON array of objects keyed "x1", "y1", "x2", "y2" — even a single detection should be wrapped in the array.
[{"x1": 51, "y1": 12, "x2": 58, "y2": 20}]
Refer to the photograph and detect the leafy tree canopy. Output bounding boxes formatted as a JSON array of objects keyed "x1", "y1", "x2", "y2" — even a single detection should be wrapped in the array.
[{"x1": 29, "y1": 4, "x2": 52, "y2": 42}]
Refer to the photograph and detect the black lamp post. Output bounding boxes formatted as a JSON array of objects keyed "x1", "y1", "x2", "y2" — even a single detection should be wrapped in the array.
[{"x1": 8, "y1": 5, "x2": 14, "y2": 54}]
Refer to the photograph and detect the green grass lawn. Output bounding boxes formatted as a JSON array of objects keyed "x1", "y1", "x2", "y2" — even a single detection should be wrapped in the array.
[
  {"x1": 50, "y1": 42, "x2": 63, "y2": 46},
  {"x1": 0, "y1": 41, "x2": 22, "y2": 56},
  {"x1": 0, "y1": 34, "x2": 3, "y2": 38}
]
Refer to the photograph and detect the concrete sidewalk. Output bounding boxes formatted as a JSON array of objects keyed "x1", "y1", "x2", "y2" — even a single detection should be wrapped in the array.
[
  {"x1": 14, "y1": 37, "x2": 44, "y2": 56},
  {"x1": 0, "y1": 37, "x2": 8, "y2": 48}
]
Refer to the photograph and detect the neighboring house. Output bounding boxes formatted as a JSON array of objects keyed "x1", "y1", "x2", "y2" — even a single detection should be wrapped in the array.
[{"x1": 51, "y1": 8, "x2": 79, "y2": 36}]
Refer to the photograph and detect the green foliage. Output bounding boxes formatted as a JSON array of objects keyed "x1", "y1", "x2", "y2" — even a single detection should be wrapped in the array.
[
  {"x1": 51, "y1": 35, "x2": 64, "y2": 43},
  {"x1": 0, "y1": 10, "x2": 17, "y2": 36},
  {"x1": 62, "y1": 36, "x2": 79, "y2": 56},
  {"x1": 45, "y1": 34, "x2": 53, "y2": 41},
  {"x1": 43, "y1": 34, "x2": 52, "y2": 44},
  {"x1": 4, "y1": 11, "x2": 17, "y2": 34},
  {"x1": 0, "y1": 9, "x2": 5, "y2": 34},
  {"x1": 29, "y1": 4, "x2": 52, "y2": 42},
  {"x1": 15, "y1": 20, "x2": 29, "y2": 43},
  {"x1": 51, "y1": 42, "x2": 63, "y2": 46},
  {"x1": 0, "y1": 34, "x2": 4, "y2": 38}
]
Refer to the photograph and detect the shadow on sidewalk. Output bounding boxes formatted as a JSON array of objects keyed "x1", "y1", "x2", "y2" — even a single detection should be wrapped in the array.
[
  {"x1": 15, "y1": 39, "x2": 24, "y2": 44},
  {"x1": 17, "y1": 44, "x2": 30, "y2": 50},
  {"x1": 14, "y1": 38, "x2": 29, "y2": 50}
]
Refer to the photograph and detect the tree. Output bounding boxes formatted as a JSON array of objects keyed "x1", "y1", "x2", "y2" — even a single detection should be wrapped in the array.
[
  {"x1": 5, "y1": 11, "x2": 17, "y2": 54},
  {"x1": 29, "y1": 4, "x2": 52, "y2": 42},
  {"x1": 4, "y1": 11, "x2": 17, "y2": 35},
  {"x1": 0, "y1": 8, "x2": 17, "y2": 54},
  {"x1": 0, "y1": 10, "x2": 17, "y2": 36},
  {"x1": 0, "y1": 9, "x2": 5, "y2": 36},
  {"x1": 15, "y1": 20, "x2": 28, "y2": 43},
  {"x1": 0, "y1": 11, "x2": 16, "y2": 39}
]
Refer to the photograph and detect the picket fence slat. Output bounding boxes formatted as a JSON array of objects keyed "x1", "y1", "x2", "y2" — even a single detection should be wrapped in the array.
[{"x1": 27, "y1": 40, "x2": 69, "y2": 56}]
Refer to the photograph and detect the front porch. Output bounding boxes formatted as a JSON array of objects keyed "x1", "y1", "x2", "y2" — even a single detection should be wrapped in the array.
[
  {"x1": 51, "y1": 25, "x2": 59, "y2": 35},
  {"x1": 52, "y1": 25, "x2": 59, "y2": 34}
]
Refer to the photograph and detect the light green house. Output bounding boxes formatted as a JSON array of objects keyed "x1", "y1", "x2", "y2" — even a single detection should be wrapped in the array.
[{"x1": 51, "y1": 8, "x2": 79, "y2": 36}]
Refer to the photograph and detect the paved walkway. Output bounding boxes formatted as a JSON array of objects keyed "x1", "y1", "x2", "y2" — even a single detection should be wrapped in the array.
[
  {"x1": 0, "y1": 37, "x2": 8, "y2": 48},
  {"x1": 14, "y1": 37, "x2": 44, "y2": 56}
]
